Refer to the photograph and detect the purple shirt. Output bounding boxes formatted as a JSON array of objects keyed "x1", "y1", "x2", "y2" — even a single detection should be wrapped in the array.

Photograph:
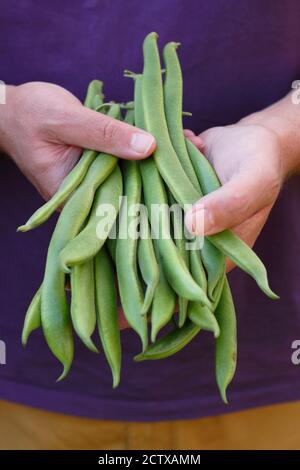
[{"x1": 0, "y1": 0, "x2": 300, "y2": 421}]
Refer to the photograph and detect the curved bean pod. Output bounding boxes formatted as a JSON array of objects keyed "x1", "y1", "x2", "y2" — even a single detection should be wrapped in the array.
[
  {"x1": 135, "y1": 320, "x2": 200, "y2": 361},
  {"x1": 163, "y1": 42, "x2": 199, "y2": 190},
  {"x1": 150, "y1": 244, "x2": 176, "y2": 343},
  {"x1": 142, "y1": 33, "x2": 200, "y2": 208},
  {"x1": 106, "y1": 236, "x2": 117, "y2": 264},
  {"x1": 189, "y1": 250, "x2": 219, "y2": 337},
  {"x1": 84, "y1": 79, "x2": 104, "y2": 110},
  {"x1": 185, "y1": 138, "x2": 221, "y2": 193},
  {"x1": 162, "y1": 43, "x2": 225, "y2": 315},
  {"x1": 116, "y1": 160, "x2": 148, "y2": 351},
  {"x1": 95, "y1": 247, "x2": 121, "y2": 388},
  {"x1": 138, "y1": 218, "x2": 160, "y2": 316},
  {"x1": 201, "y1": 239, "x2": 225, "y2": 302},
  {"x1": 70, "y1": 260, "x2": 98, "y2": 353},
  {"x1": 215, "y1": 278, "x2": 237, "y2": 403},
  {"x1": 60, "y1": 166, "x2": 122, "y2": 271},
  {"x1": 189, "y1": 249, "x2": 207, "y2": 292},
  {"x1": 209, "y1": 232, "x2": 278, "y2": 299},
  {"x1": 169, "y1": 193, "x2": 188, "y2": 327},
  {"x1": 132, "y1": 73, "x2": 160, "y2": 316},
  {"x1": 22, "y1": 286, "x2": 42, "y2": 346},
  {"x1": 188, "y1": 303, "x2": 219, "y2": 338},
  {"x1": 162, "y1": 41, "x2": 226, "y2": 305}
]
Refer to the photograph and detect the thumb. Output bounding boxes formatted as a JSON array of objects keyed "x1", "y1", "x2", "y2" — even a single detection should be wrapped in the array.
[
  {"x1": 51, "y1": 106, "x2": 156, "y2": 160},
  {"x1": 185, "y1": 174, "x2": 273, "y2": 236}
]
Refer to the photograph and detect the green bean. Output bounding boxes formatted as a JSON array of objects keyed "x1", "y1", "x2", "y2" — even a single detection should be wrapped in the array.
[
  {"x1": 169, "y1": 193, "x2": 188, "y2": 327},
  {"x1": 133, "y1": 72, "x2": 211, "y2": 307},
  {"x1": 106, "y1": 235, "x2": 117, "y2": 263},
  {"x1": 188, "y1": 303, "x2": 219, "y2": 338},
  {"x1": 215, "y1": 278, "x2": 237, "y2": 403},
  {"x1": 162, "y1": 41, "x2": 225, "y2": 315},
  {"x1": 41, "y1": 149, "x2": 117, "y2": 380},
  {"x1": 142, "y1": 33, "x2": 277, "y2": 300},
  {"x1": 124, "y1": 107, "x2": 135, "y2": 125},
  {"x1": 70, "y1": 260, "x2": 98, "y2": 353},
  {"x1": 131, "y1": 74, "x2": 159, "y2": 317},
  {"x1": 211, "y1": 270, "x2": 226, "y2": 310},
  {"x1": 116, "y1": 160, "x2": 148, "y2": 351},
  {"x1": 189, "y1": 249, "x2": 207, "y2": 292},
  {"x1": 188, "y1": 250, "x2": 219, "y2": 337},
  {"x1": 60, "y1": 166, "x2": 122, "y2": 271},
  {"x1": 135, "y1": 320, "x2": 200, "y2": 361},
  {"x1": 116, "y1": 106, "x2": 148, "y2": 347},
  {"x1": 84, "y1": 79, "x2": 105, "y2": 110},
  {"x1": 210, "y1": 232, "x2": 278, "y2": 299},
  {"x1": 163, "y1": 42, "x2": 199, "y2": 190},
  {"x1": 185, "y1": 138, "x2": 221, "y2": 193},
  {"x1": 150, "y1": 245, "x2": 176, "y2": 343},
  {"x1": 162, "y1": 40, "x2": 226, "y2": 305},
  {"x1": 177, "y1": 289, "x2": 188, "y2": 329},
  {"x1": 17, "y1": 96, "x2": 119, "y2": 234},
  {"x1": 201, "y1": 239, "x2": 225, "y2": 302},
  {"x1": 142, "y1": 33, "x2": 200, "y2": 208},
  {"x1": 22, "y1": 286, "x2": 42, "y2": 346},
  {"x1": 138, "y1": 218, "x2": 160, "y2": 315},
  {"x1": 95, "y1": 247, "x2": 121, "y2": 388}
]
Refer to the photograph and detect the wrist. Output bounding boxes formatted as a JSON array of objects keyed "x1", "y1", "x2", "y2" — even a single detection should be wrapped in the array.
[{"x1": 240, "y1": 95, "x2": 300, "y2": 179}]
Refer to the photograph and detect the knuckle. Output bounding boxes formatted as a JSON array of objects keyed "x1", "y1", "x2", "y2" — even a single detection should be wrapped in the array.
[
  {"x1": 264, "y1": 169, "x2": 281, "y2": 202},
  {"x1": 100, "y1": 118, "x2": 119, "y2": 147},
  {"x1": 229, "y1": 190, "x2": 249, "y2": 213}
]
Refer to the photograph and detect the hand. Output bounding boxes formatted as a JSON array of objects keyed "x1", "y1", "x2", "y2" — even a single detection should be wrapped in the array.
[
  {"x1": 0, "y1": 82, "x2": 155, "y2": 200},
  {"x1": 185, "y1": 122, "x2": 285, "y2": 270}
]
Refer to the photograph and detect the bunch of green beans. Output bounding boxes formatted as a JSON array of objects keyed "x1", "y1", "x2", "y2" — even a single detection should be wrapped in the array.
[{"x1": 19, "y1": 33, "x2": 278, "y2": 401}]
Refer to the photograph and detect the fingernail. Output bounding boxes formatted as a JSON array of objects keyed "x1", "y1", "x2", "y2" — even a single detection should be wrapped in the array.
[
  {"x1": 186, "y1": 206, "x2": 214, "y2": 235},
  {"x1": 131, "y1": 132, "x2": 155, "y2": 155}
]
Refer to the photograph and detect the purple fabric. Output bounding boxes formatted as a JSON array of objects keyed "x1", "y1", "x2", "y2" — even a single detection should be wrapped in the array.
[{"x1": 0, "y1": 0, "x2": 300, "y2": 421}]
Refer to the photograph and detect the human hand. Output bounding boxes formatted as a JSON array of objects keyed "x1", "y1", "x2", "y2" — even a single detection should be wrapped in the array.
[
  {"x1": 0, "y1": 82, "x2": 155, "y2": 200},
  {"x1": 184, "y1": 122, "x2": 285, "y2": 270}
]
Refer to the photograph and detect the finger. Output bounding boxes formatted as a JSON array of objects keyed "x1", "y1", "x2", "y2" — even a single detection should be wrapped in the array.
[
  {"x1": 52, "y1": 106, "x2": 156, "y2": 160},
  {"x1": 183, "y1": 129, "x2": 196, "y2": 137},
  {"x1": 185, "y1": 172, "x2": 277, "y2": 236},
  {"x1": 184, "y1": 129, "x2": 205, "y2": 150}
]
